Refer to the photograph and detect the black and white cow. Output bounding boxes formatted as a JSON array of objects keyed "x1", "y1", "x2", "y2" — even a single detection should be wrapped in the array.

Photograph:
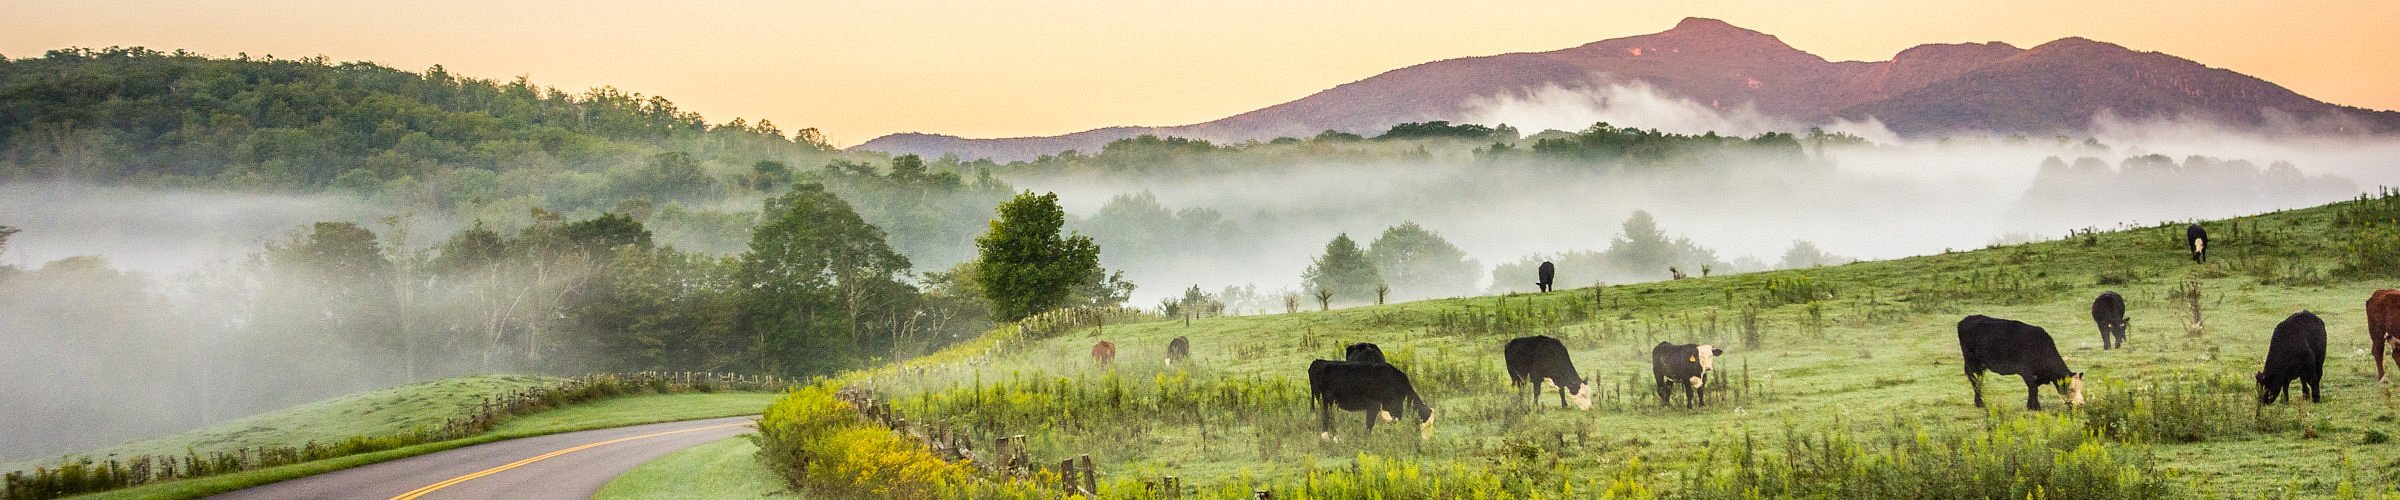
[
  {"x1": 1504, "y1": 335, "x2": 1591, "y2": 410},
  {"x1": 2256, "y1": 311, "x2": 2327, "y2": 404},
  {"x1": 1306, "y1": 360, "x2": 1434, "y2": 440},
  {"x1": 1166, "y1": 336, "x2": 1191, "y2": 366},
  {"x1": 1957, "y1": 315, "x2": 2085, "y2": 410},
  {"x1": 2187, "y1": 223, "x2": 2209, "y2": 264},
  {"x1": 2092, "y1": 291, "x2": 2128, "y2": 350},
  {"x1": 1650, "y1": 342, "x2": 1723, "y2": 408},
  {"x1": 1536, "y1": 261, "x2": 1556, "y2": 293},
  {"x1": 1344, "y1": 342, "x2": 1387, "y2": 364}
]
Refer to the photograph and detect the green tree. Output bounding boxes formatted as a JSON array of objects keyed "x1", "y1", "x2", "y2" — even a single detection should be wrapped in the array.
[
  {"x1": 738, "y1": 183, "x2": 917, "y2": 377},
  {"x1": 1366, "y1": 221, "x2": 1479, "y2": 301},
  {"x1": 975, "y1": 191, "x2": 1105, "y2": 321},
  {"x1": 1302, "y1": 233, "x2": 1380, "y2": 304}
]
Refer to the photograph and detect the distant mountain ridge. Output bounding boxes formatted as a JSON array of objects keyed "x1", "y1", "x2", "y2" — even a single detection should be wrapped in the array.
[{"x1": 856, "y1": 17, "x2": 2400, "y2": 161}]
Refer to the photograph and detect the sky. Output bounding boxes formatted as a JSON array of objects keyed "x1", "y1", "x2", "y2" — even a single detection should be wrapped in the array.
[{"x1": 4, "y1": 1, "x2": 2394, "y2": 147}]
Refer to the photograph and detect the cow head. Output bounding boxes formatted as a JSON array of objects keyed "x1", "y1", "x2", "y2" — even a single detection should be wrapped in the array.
[
  {"x1": 2062, "y1": 372, "x2": 2085, "y2": 407},
  {"x1": 1417, "y1": 407, "x2": 1436, "y2": 439},
  {"x1": 1688, "y1": 345, "x2": 1723, "y2": 388},
  {"x1": 1567, "y1": 383, "x2": 1594, "y2": 410},
  {"x1": 2254, "y1": 371, "x2": 2275, "y2": 403}
]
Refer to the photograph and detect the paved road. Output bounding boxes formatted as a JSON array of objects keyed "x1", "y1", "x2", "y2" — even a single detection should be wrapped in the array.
[{"x1": 208, "y1": 416, "x2": 757, "y2": 500}]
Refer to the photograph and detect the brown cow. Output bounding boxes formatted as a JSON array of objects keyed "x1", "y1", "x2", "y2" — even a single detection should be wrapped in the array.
[
  {"x1": 1091, "y1": 341, "x2": 1117, "y2": 367},
  {"x1": 2370, "y1": 289, "x2": 2400, "y2": 383}
]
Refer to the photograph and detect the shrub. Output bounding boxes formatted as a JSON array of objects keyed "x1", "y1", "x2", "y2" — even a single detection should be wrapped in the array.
[
  {"x1": 2081, "y1": 373, "x2": 2304, "y2": 444},
  {"x1": 1679, "y1": 413, "x2": 2174, "y2": 499}
]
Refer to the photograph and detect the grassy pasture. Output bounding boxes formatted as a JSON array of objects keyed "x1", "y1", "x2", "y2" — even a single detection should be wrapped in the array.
[{"x1": 838, "y1": 192, "x2": 2400, "y2": 497}]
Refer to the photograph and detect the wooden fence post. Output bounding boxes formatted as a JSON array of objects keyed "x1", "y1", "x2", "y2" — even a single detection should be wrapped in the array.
[
  {"x1": 1080, "y1": 454, "x2": 1095, "y2": 494},
  {"x1": 1059, "y1": 458, "x2": 1078, "y2": 494}
]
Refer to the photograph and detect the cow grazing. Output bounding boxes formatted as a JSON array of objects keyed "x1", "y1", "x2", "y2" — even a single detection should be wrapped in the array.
[
  {"x1": 2186, "y1": 224, "x2": 2209, "y2": 263},
  {"x1": 2257, "y1": 311, "x2": 2327, "y2": 404},
  {"x1": 1504, "y1": 336, "x2": 1592, "y2": 410},
  {"x1": 1307, "y1": 360, "x2": 1434, "y2": 440},
  {"x1": 1650, "y1": 342, "x2": 1724, "y2": 408},
  {"x1": 1344, "y1": 342, "x2": 1387, "y2": 364},
  {"x1": 2092, "y1": 291, "x2": 2129, "y2": 350},
  {"x1": 1166, "y1": 336, "x2": 1191, "y2": 366},
  {"x1": 1536, "y1": 261, "x2": 1556, "y2": 293},
  {"x1": 2369, "y1": 289, "x2": 2400, "y2": 383},
  {"x1": 1956, "y1": 315, "x2": 2084, "y2": 410},
  {"x1": 1091, "y1": 341, "x2": 1116, "y2": 367}
]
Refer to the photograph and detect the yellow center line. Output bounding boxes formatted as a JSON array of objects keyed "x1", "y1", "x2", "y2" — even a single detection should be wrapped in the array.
[{"x1": 388, "y1": 422, "x2": 751, "y2": 500}]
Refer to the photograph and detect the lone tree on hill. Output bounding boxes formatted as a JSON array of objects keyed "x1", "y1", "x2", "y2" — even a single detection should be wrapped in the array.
[
  {"x1": 976, "y1": 191, "x2": 1107, "y2": 321},
  {"x1": 1303, "y1": 233, "x2": 1381, "y2": 305}
]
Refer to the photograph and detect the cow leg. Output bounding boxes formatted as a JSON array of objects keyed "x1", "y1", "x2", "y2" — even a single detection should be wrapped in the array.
[
  {"x1": 1683, "y1": 384, "x2": 1697, "y2": 409},
  {"x1": 2305, "y1": 372, "x2": 2323, "y2": 403},
  {"x1": 1318, "y1": 401, "x2": 1334, "y2": 440},
  {"x1": 1655, "y1": 378, "x2": 1673, "y2": 407},
  {"x1": 1964, "y1": 368, "x2": 1985, "y2": 408},
  {"x1": 2023, "y1": 379, "x2": 2043, "y2": 410},
  {"x1": 1363, "y1": 408, "x2": 1379, "y2": 433},
  {"x1": 1556, "y1": 382, "x2": 1568, "y2": 409},
  {"x1": 2375, "y1": 333, "x2": 2389, "y2": 383}
]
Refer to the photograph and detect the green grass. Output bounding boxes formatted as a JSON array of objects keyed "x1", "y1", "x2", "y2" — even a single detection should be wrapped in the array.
[
  {"x1": 7, "y1": 374, "x2": 561, "y2": 471},
  {"x1": 63, "y1": 390, "x2": 782, "y2": 500},
  {"x1": 834, "y1": 196, "x2": 2400, "y2": 497},
  {"x1": 597, "y1": 437, "x2": 790, "y2": 500}
]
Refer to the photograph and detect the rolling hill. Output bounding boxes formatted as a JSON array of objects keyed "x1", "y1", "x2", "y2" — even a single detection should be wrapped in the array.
[
  {"x1": 765, "y1": 189, "x2": 2400, "y2": 496},
  {"x1": 857, "y1": 17, "x2": 2400, "y2": 161}
]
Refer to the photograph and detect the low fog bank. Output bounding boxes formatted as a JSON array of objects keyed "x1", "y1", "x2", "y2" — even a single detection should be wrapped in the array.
[
  {"x1": 0, "y1": 184, "x2": 389, "y2": 273},
  {"x1": 1022, "y1": 136, "x2": 2388, "y2": 307}
]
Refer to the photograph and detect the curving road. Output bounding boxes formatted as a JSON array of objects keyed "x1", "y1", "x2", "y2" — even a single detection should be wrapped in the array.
[{"x1": 206, "y1": 416, "x2": 757, "y2": 500}]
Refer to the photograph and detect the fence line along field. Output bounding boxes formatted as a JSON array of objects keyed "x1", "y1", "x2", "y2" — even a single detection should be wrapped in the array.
[{"x1": 762, "y1": 189, "x2": 2400, "y2": 498}]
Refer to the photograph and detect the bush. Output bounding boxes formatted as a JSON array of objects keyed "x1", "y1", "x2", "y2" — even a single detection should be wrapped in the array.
[
  {"x1": 2081, "y1": 373, "x2": 2303, "y2": 444},
  {"x1": 1679, "y1": 413, "x2": 2174, "y2": 499},
  {"x1": 755, "y1": 382, "x2": 1052, "y2": 499}
]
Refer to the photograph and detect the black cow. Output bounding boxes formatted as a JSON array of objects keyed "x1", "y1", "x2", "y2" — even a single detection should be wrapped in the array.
[
  {"x1": 1650, "y1": 342, "x2": 1724, "y2": 408},
  {"x1": 1536, "y1": 261, "x2": 1556, "y2": 293},
  {"x1": 1957, "y1": 315, "x2": 2085, "y2": 410},
  {"x1": 1504, "y1": 335, "x2": 1591, "y2": 410},
  {"x1": 2187, "y1": 224, "x2": 2209, "y2": 263},
  {"x1": 1306, "y1": 360, "x2": 1434, "y2": 440},
  {"x1": 2256, "y1": 311, "x2": 2327, "y2": 404},
  {"x1": 2092, "y1": 291, "x2": 2129, "y2": 350},
  {"x1": 1166, "y1": 336, "x2": 1191, "y2": 366},
  {"x1": 1344, "y1": 342, "x2": 1387, "y2": 364}
]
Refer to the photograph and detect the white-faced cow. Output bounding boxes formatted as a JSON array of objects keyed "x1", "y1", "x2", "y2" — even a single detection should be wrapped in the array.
[
  {"x1": 1504, "y1": 335, "x2": 1592, "y2": 410},
  {"x1": 2092, "y1": 291, "x2": 2128, "y2": 350},
  {"x1": 1166, "y1": 336, "x2": 1191, "y2": 366},
  {"x1": 1344, "y1": 342, "x2": 1387, "y2": 364},
  {"x1": 1957, "y1": 315, "x2": 2085, "y2": 410},
  {"x1": 2256, "y1": 311, "x2": 2327, "y2": 404},
  {"x1": 1650, "y1": 342, "x2": 1723, "y2": 408},
  {"x1": 1306, "y1": 360, "x2": 1434, "y2": 440},
  {"x1": 2368, "y1": 289, "x2": 2400, "y2": 383},
  {"x1": 2186, "y1": 223, "x2": 2209, "y2": 264},
  {"x1": 1536, "y1": 261, "x2": 1556, "y2": 293}
]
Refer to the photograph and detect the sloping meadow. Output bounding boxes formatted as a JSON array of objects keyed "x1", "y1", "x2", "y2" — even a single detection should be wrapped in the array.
[{"x1": 764, "y1": 191, "x2": 2400, "y2": 498}]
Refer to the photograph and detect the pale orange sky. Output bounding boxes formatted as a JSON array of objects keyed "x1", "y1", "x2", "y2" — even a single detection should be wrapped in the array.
[{"x1": 4, "y1": 1, "x2": 2394, "y2": 146}]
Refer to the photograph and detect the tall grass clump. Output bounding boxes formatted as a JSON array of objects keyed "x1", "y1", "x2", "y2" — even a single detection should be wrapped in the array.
[
  {"x1": 2080, "y1": 373, "x2": 2305, "y2": 443},
  {"x1": 1679, "y1": 413, "x2": 2174, "y2": 499}
]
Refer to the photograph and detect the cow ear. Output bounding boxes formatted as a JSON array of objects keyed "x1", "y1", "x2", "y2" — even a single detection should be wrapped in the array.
[
  {"x1": 1712, "y1": 348, "x2": 1724, "y2": 356},
  {"x1": 2072, "y1": 372, "x2": 2084, "y2": 380}
]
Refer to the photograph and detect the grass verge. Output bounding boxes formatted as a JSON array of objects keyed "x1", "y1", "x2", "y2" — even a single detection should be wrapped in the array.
[
  {"x1": 72, "y1": 392, "x2": 780, "y2": 500},
  {"x1": 595, "y1": 437, "x2": 789, "y2": 500}
]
